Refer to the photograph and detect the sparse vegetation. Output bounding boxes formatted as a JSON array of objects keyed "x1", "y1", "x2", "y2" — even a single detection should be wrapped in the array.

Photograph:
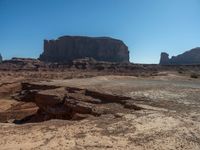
[
  {"x1": 178, "y1": 70, "x2": 183, "y2": 74},
  {"x1": 190, "y1": 73, "x2": 199, "y2": 78},
  {"x1": 178, "y1": 67, "x2": 184, "y2": 74}
]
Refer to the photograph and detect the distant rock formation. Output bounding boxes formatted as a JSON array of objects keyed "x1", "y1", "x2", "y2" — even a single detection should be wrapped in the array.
[
  {"x1": 0, "y1": 58, "x2": 45, "y2": 71},
  {"x1": 0, "y1": 56, "x2": 159, "y2": 76},
  {"x1": 0, "y1": 53, "x2": 2, "y2": 63},
  {"x1": 39, "y1": 36, "x2": 129, "y2": 63},
  {"x1": 160, "y1": 47, "x2": 200, "y2": 65},
  {"x1": 160, "y1": 52, "x2": 170, "y2": 65}
]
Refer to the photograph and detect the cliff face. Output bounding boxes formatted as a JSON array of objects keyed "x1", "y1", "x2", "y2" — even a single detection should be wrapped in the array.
[
  {"x1": 39, "y1": 36, "x2": 129, "y2": 63},
  {"x1": 160, "y1": 47, "x2": 200, "y2": 65}
]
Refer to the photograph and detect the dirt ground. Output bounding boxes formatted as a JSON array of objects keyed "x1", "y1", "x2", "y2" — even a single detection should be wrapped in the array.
[{"x1": 0, "y1": 71, "x2": 200, "y2": 150}]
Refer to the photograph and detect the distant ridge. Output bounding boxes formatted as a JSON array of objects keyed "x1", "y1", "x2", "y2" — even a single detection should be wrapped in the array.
[{"x1": 160, "y1": 47, "x2": 200, "y2": 65}]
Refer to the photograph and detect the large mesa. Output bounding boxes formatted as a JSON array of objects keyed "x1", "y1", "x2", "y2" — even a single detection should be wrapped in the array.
[
  {"x1": 160, "y1": 47, "x2": 200, "y2": 65},
  {"x1": 39, "y1": 36, "x2": 129, "y2": 63}
]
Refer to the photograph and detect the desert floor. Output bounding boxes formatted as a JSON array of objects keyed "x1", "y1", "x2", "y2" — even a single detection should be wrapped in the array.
[{"x1": 0, "y1": 71, "x2": 200, "y2": 150}]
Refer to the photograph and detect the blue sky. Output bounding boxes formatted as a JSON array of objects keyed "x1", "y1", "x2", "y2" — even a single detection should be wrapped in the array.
[{"x1": 0, "y1": 0, "x2": 200, "y2": 63}]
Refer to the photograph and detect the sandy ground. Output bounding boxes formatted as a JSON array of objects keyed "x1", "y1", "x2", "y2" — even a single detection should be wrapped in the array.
[{"x1": 0, "y1": 72, "x2": 200, "y2": 150}]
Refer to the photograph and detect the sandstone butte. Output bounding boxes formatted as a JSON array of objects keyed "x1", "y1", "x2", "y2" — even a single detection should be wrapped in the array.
[
  {"x1": 39, "y1": 36, "x2": 130, "y2": 63},
  {"x1": 160, "y1": 47, "x2": 200, "y2": 65}
]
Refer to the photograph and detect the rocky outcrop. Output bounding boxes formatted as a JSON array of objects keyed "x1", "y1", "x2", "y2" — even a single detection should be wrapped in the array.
[
  {"x1": 160, "y1": 47, "x2": 200, "y2": 65},
  {"x1": 0, "y1": 54, "x2": 2, "y2": 63},
  {"x1": 0, "y1": 56, "x2": 160, "y2": 77},
  {"x1": 160, "y1": 52, "x2": 170, "y2": 65},
  {"x1": 0, "y1": 58, "x2": 46, "y2": 71},
  {"x1": 13, "y1": 82, "x2": 142, "y2": 123},
  {"x1": 39, "y1": 36, "x2": 129, "y2": 63}
]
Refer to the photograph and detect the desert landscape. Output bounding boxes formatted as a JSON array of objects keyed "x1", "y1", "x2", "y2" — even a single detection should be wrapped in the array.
[
  {"x1": 0, "y1": 51, "x2": 200, "y2": 149},
  {"x1": 2, "y1": 0, "x2": 200, "y2": 149}
]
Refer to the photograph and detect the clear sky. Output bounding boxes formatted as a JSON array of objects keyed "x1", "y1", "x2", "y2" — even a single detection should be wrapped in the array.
[{"x1": 0, "y1": 0, "x2": 200, "y2": 63}]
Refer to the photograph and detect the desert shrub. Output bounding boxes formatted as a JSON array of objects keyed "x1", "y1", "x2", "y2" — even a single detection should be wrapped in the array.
[
  {"x1": 178, "y1": 67, "x2": 184, "y2": 74},
  {"x1": 178, "y1": 70, "x2": 183, "y2": 74},
  {"x1": 190, "y1": 73, "x2": 199, "y2": 78}
]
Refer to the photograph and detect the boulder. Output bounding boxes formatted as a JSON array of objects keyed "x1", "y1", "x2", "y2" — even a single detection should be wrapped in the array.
[
  {"x1": 160, "y1": 47, "x2": 200, "y2": 65},
  {"x1": 39, "y1": 36, "x2": 130, "y2": 63}
]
